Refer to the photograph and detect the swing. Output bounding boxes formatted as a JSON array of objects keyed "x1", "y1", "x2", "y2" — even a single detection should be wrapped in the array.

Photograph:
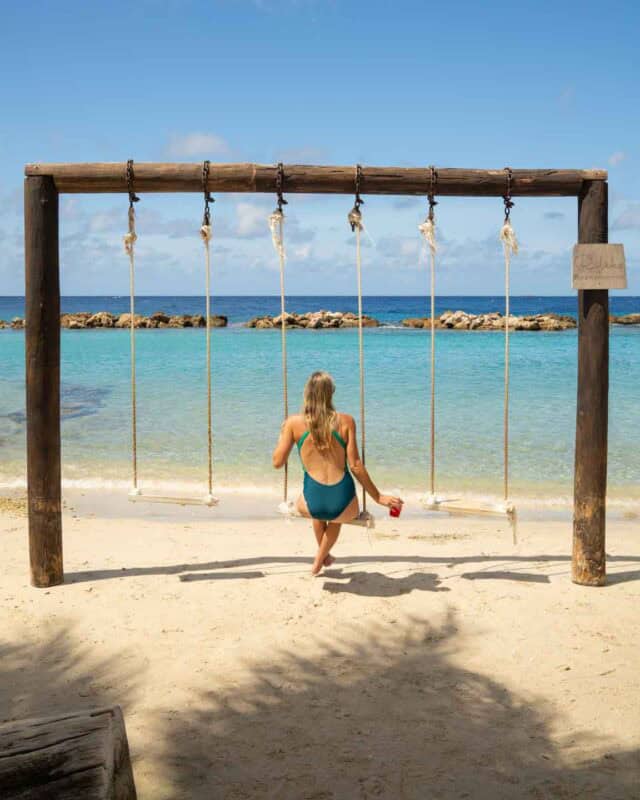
[
  {"x1": 272, "y1": 163, "x2": 374, "y2": 528},
  {"x1": 124, "y1": 160, "x2": 218, "y2": 507},
  {"x1": 419, "y1": 167, "x2": 517, "y2": 536}
]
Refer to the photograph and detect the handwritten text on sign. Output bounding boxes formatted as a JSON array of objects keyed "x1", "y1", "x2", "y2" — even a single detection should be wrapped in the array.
[{"x1": 572, "y1": 244, "x2": 627, "y2": 290}]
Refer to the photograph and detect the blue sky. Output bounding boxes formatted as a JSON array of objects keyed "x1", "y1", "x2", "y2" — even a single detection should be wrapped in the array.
[{"x1": 1, "y1": 0, "x2": 639, "y2": 295}]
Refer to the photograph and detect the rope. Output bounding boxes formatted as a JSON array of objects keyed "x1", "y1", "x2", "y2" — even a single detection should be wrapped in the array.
[
  {"x1": 349, "y1": 205, "x2": 367, "y2": 513},
  {"x1": 418, "y1": 217, "x2": 437, "y2": 498},
  {"x1": 499, "y1": 219, "x2": 518, "y2": 503},
  {"x1": 201, "y1": 223, "x2": 214, "y2": 498},
  {"x1": 124, "y1": 205, "x2": 138, "y2": 491},
  {"x1": 269, "y1": 208, "x2": 289, "y2": 503}
]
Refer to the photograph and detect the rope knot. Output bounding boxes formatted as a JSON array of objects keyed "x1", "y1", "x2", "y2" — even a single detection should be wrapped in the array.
[
  {"x1": 500, "y1": 220, "x2": 519, "y2": 255},
  {"x1": 418, "y1": 218, "x2": 437, "y2": 254},
  {"x1": 123, "y1": 231, "x2": 137, "y2": 255},
  {"x1": 268, "y1": 209, "x2": 286, "y2": 262},
  {"x1": 200, "y1": 224, "x2": 212, "y2": 243},
  {"x1": 348, "y1": 205, "x2": 363, "y2": 232}
]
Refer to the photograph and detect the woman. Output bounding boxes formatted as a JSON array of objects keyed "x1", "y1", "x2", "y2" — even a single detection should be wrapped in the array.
[{"x1": 272, "y1": 371, "x2": 403, "y2": 575}]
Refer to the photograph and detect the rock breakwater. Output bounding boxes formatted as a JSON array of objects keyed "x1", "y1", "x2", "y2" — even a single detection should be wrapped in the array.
[
  {"x1": 246, "y1": 310, "x2": 380, "y2": 329},
  {"x1": 0, "y1": 312, "x2": 228, "y2": 329},
  {"x1": 403, "y1": 310, "x2": 577, "y2": 331}
]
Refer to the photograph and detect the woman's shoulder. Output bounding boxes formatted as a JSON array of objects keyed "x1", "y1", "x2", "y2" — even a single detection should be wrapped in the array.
[
  {"x1": 335, "y1": 412, "x2": 355, "y2": 429},
  {"x1": 286, "y1": 414, "x2": 306, "y2": 433}
]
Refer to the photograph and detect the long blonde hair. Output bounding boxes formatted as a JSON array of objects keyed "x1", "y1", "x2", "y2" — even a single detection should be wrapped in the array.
[{"x1": 303, "y1": 371, "x2": 337, "y2": 451}]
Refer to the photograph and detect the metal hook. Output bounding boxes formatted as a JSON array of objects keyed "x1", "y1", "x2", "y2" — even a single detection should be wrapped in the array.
[
  {"x1": 349, "y1": 164, "x2": 365, "y2": 231},
  {"x1": 427, "y1": 165, "x2": 438, "y2": 222},
  {"x1": 202, "y1": 160, "x2": 214, "y2": 227},
  {"x1": 126, "y1": 159, "x2": 140, "y2": 209},
  {"x1": 275, "y1": 162, "x2": 288, "y2": 215},
  {"x1": 503, "y1": 166, "x2": 514, "y2": 221}
]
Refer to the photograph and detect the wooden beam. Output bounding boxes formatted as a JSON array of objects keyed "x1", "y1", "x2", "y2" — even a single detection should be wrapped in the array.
[
  {"x1": 25, "y1": 175, "x2": 63, "y2": 588},
  {"x1": 573, "y1": 180, "x2": 608, "y2": 586},
  {"x1": 24, "y1": 162, "x2": 607, "y2": 196}
]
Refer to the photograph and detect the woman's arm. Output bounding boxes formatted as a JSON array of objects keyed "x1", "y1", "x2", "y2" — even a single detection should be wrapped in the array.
[
  {"x1": 345, "y1": 416, "x2": 402, "y2": 509},
  {"x1": 272, "y1": 417, "x2": 295, "y2": 469}
]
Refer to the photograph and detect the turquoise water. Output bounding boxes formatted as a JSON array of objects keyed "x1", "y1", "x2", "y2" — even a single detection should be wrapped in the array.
[{"x1": 1, "y1": 303, "x2": 639, "y2": 507}]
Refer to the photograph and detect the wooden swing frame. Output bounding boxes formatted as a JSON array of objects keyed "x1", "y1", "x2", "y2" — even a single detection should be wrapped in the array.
[{"x1": 24, "y1": 162, "x2": 609, "y2": 587}]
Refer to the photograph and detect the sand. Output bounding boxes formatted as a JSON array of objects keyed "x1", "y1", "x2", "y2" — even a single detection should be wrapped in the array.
[{"x1": 1, "y1": 490, "x2": 639, "y2": 799}]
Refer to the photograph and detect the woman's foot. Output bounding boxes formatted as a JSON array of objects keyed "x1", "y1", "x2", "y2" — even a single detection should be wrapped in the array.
[{"x1": 323, "y1": 554, "x2": 335, "y2": 567}]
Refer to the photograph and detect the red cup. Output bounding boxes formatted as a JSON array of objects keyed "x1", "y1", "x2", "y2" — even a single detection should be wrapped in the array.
[{"x1": 389, "y1": 504, "x2": 402, "y2": 518}]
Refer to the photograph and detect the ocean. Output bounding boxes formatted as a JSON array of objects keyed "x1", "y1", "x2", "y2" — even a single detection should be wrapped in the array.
[{"x1": 1, "y1": 296, "x2": 639, "y2": 509}]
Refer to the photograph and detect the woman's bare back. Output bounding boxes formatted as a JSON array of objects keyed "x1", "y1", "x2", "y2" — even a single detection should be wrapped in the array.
[{"x1": 290, "y1": 412, "x2": 352, "y2": 486}]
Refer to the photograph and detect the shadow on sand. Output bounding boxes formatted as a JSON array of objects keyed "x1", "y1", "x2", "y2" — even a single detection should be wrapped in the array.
[
  {"x1": 145, "y1": 610, "x2": 638, "y2": 799},
  {"x1": 66, "y1": 553, "x2": 640, "y2": 590},
  {"x1": 0, "y1": 624, "x2": 140, "y2": 778}
]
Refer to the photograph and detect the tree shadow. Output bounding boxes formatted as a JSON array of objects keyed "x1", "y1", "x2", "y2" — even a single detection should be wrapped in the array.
[
  {"x1": 0, "y1": 624, "x2": 139, "y2": 761},
  {"x1": 148, "y1": 610, "x2": 639, "y2": 799},
  {"x1": 322, "y1": 569, "x2": 450, "y2": 596}
]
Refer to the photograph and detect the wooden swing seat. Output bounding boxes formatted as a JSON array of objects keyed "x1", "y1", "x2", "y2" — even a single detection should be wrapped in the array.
[{"x1": 128, "y1": 490, "x2": 218, "y2": 507}]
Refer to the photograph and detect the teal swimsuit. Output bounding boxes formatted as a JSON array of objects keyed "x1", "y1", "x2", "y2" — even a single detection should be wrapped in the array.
[{"x1": 297, "y1": 430, "x2": 357, "y2": 521}]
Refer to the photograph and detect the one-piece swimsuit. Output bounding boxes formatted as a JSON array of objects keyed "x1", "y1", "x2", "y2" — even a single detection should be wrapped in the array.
[{"x1": 297, "y1": 429, "x2": 356, "y2": 521}]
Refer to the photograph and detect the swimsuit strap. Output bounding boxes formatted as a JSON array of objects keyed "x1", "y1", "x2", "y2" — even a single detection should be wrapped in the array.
[
  {"x1": 297, "y1": 427, "x2": 348, "y2": 474},
  {"x1": 331, "y1": 429, "x2": 348, "y2": 449},
  {"x1": 297, "y1": 428, "x2": 347, "y2": 451}
]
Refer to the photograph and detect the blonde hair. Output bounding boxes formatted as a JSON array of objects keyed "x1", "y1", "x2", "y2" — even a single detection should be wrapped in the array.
[{"x1": 303, "y1": 371, "x2": 337, "y2": 451}]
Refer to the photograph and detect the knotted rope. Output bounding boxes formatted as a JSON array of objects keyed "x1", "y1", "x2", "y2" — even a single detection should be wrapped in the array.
[
  {"x1": 124, "y1": 162, "x2": 139, "y2": 493},
  {"x1": 348, "y1": 201, "x2": 367, "y2": 514},
  {"x1": 499, "y1": 217, "x2": 518, "y2": 506},
  {"x1": 418, "y1": 214, "x2": 437, "y2": 499},
  {"x1": 200, "y1": 221, "x2": 214, "y2": 500},
  {"x1": 269, "y1": 207, "x2": 289, "y2": 503}
]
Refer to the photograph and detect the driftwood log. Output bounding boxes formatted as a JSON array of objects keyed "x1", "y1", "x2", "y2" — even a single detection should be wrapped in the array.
[{"x1": 0, "y1": 706, "x2": 136, "y2": 799}]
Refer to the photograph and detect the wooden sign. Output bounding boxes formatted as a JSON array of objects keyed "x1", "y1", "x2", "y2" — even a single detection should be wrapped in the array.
[{"x1": 572, "y1": 244, "x2": 627, "y2": 290}]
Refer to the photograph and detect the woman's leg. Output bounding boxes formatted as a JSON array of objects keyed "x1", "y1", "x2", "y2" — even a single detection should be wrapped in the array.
[
  {"x1": 311, "y1": 523, "x2": 342, "y2": 576},
  {"x1": 312, "y1": 518, "x2": 326, "y2": 546},
  {"x1": 311, "y1": 518, "x2": 335, "y2": 567}
]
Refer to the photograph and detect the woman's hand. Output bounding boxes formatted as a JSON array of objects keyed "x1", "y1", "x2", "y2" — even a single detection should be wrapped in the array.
[{"x1": 378, "y1": 494, "x2": 403, "y2": 510}]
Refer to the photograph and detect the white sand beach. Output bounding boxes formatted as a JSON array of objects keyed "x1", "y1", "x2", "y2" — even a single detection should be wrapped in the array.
[{"x1": 1, "y1": 491, "x2": 639, "y2": 799}]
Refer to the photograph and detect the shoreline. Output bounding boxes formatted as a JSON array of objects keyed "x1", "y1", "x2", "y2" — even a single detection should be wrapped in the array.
[{"x1": 2, "y1": 484, "x2": 639, "y2": 523}]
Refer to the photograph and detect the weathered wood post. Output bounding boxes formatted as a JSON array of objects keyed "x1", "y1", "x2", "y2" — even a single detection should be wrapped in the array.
[
  {"x1": 573, "y1": 179, "x2": 608, "y2": 585},
  {"x1": 25, "y1": 175, "x2": 63, "y2": 587}
]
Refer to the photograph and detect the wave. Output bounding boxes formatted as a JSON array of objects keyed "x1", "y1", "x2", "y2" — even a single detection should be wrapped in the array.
[{"x1": 1, "y1": 476, "x2": 638, "y2": 512}]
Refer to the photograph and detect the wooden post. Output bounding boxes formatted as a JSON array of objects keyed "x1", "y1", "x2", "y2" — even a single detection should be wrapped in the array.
[
  {"x1": 25, "y1": 176, "x2": 63, "y2": 587},
  {"x1": 573, "y1": 180, "x2": 608, "y2": 586}
]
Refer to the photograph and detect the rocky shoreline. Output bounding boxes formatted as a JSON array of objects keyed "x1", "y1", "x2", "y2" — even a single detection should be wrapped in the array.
[
  {"x1": 403, "y1": 310, "x2": 640, "y2": 331},
  {"x1": 1, "y1": 309, "x2": 639, "y2": 330},
  {"x1": 246, "y1": 310, "x2": 379, "y2": 329},
  {"x1": 0, "y1": 312, "x2": 228, "y2": 330},
  {"x1": 403, "y1": 310, "x2": 577, "y2": 331}
]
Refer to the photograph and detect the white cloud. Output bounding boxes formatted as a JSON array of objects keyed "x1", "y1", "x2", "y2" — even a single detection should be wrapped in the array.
[
  {"x1": 612, "y1": 204, "x2": 640, "y2": 230},
  {"x1": 292, "y1": 243, "x2": 313, "y2": 260},
  {"x1": 608, "y1": 151, "x2": 626, "y2": 167},
  {"x1": 232, "y1": 200, "x2": 315, "y2": 244},
  {"x1": 235, "y1": 201, "x2": 268, "y2": 238},
  {"x1": 165, "y1": 132, "x2": 230, "y2": 159}
]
